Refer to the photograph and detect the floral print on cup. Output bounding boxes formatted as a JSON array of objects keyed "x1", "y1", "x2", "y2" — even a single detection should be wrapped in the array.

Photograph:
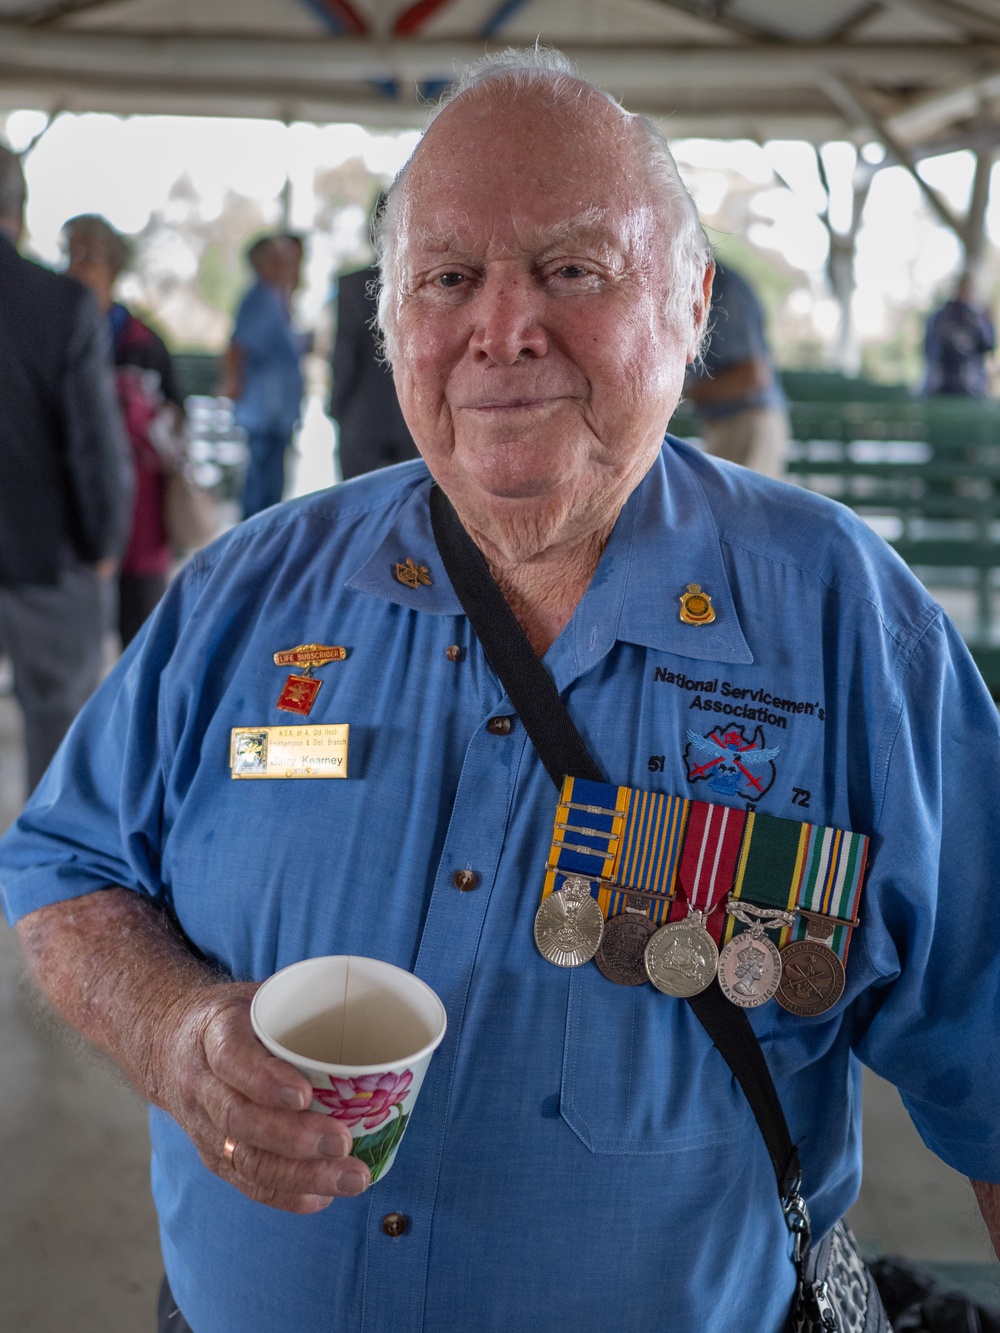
[{"x1": 313, "y1": 1070, "x2": 413, "y2": 1131}]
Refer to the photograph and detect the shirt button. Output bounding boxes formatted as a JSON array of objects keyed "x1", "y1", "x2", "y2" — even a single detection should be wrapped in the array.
[
  {"x1": 452, "y1": 869, "x2": 480, "y2": 892},
  {"x1": 486, "y1": 715, "x2": 514, "y2": 736},
  {"x1": 381, "y1": 1212, "x2": 409, "y2": 1238},
  {"x1": 445, "y1": 645, "x2": 463, "y2": 662}
]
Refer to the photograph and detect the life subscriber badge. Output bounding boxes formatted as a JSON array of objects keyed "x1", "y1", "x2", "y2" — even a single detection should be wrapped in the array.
[{"x1": 230, "y1": 724, "x2": 349, "y2": 779}]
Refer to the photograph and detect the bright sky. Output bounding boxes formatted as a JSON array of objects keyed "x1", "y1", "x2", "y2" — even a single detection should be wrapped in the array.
[{"x1": 2, "y1": 107, "x2": 991, "y2": 348}]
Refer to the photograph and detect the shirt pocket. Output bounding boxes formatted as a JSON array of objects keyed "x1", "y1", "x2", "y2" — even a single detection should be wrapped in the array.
[{"x1": 559, "y1": 965, "x2": 772, "y2": 1154}]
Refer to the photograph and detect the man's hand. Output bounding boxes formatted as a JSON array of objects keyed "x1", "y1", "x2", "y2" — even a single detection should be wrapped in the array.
[
  {"x1": 156, "y1": 983, "x2": 370, "y2": 1211},
  {"x1": 16, "y1": 889, "x2": 370, "y2": 1213}
]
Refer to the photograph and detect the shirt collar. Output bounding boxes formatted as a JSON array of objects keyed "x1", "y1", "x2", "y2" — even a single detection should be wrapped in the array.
[
  {"x1": 605, "y1": 438, "x2": 753, "y2": 664},
  {"x1": 345, "y1": 474, "x2": 464, "y2": 615},
  {"x1": 344, "y1": 440, "x2": 752, "y2": 670}
]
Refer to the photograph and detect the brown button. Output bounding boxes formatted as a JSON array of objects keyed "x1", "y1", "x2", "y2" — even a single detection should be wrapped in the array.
[
  {"x1": 486, "y1": 715, "x2": 514, "y2": 736},
  {"x1": 453, "y1": 869, "x2": 480, "y2": 892},
  {"x1": 381, "y1": 1212, "x2": 409, "y2": 1238},
  {"x1": 445, "y1": 645, "x2": 463, "y2": 662}
]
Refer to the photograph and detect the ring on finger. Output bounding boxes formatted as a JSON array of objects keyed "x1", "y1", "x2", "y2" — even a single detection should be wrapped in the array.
[{"x1": 222, "y1": 1135, "x2": 238, "y2": 1168}]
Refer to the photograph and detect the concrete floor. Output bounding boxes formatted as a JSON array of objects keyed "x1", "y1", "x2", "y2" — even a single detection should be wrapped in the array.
[{"x1": 0, "y1": 418, "x2": 997, "y2": 1327}]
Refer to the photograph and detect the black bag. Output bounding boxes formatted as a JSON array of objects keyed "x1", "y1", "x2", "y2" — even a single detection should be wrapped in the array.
[
  {"x1": 792, "y1": 1221, "x2": 891, "y2": 1331},
  {"x1": 430, "y1": 484, "x2": 892, "y2": 1333}
]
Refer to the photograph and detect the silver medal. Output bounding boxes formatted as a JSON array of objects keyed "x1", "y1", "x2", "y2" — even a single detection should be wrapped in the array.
[
  {"x1": 534, "y1": 876, "x2": 604, "y2": 968},
  {"x1": 717, "y1": 900, "x2": 796, "y2": 1009},
  {"x1": 644, "y1": 913, "x2": 719, "y2": 997},
  {"x1": 718, "y1": 930, "x2": 782, "y2": 1007}
]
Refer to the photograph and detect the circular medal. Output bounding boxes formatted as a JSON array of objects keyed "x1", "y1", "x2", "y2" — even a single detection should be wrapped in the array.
[
  {"x1": 718, "y1": 930, "x2": 782, "y2": 1008},
  {"x1": 775, "y1": 940, "x2": 846, "y2": 1016},
  {"x1": 645, "y1": 917, "x2": 719, "y2": 997},
  {"x1": 595, "y1": 910, "x2": 657, "y2": 986},
  {"x1": 534, "y1": 880, "x2": 604, "y2": 968}
]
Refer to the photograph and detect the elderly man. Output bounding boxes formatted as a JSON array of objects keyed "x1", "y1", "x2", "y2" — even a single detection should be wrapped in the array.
[{"x1": 2, "y1": 49, "x2": 1000, "y2": 1333}]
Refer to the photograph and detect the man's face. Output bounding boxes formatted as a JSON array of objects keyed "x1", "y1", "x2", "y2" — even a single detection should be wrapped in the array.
[{"x1": 390, "y1": 84, "x2": 706, "y2": 549}]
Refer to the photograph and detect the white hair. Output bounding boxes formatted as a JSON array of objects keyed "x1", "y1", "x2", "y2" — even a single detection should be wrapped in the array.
[{"x1": 375, "y1": 46, "x2": 712, "y2": 361}]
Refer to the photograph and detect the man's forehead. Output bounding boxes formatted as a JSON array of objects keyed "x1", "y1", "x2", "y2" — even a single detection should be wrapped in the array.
[{"x1": 407, "y1": 206, "x2": 627, "y2": 256}]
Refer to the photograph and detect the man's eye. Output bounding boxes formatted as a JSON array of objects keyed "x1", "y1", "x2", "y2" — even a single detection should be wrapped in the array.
[
  {"x1": 557, "y1": 265, "x2": 589, "y2": 279},
  {"x1": 437, "y1": 272, "x2": 466, "y2": 288}
]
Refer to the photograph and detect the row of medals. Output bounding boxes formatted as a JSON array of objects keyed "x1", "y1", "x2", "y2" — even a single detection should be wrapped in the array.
[{"x1": 533, "y1": 876, "x2": 847, "y2": 1017}]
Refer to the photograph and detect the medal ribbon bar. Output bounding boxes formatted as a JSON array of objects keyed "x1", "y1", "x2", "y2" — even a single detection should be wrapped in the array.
[
  {"x1": 668, "y1": 801, "x2": 747, "y2": 945},
  {"x1": 786, "y1": 825, "x2": 869, "y2": 961},
  {"x1": 723, "y1": 811, "x2": 869, "y2": 962},
  {"x1": 541, "y1": 779, "x2": 870, "y2": 967},
  {"x1": 541, "y1": 776, "x2": 629, "y2": 916}
]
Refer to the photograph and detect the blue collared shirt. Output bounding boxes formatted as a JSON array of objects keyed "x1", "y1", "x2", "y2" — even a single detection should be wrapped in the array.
[
  {"x1": 3, "y1": 440, "x2": 1000, "y2": 1333},
  {"x1": 231, "y1": 279, "x2": 305, "y2": 437}
]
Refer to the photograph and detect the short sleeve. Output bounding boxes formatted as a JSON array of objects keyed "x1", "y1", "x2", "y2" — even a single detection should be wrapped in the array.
[
  {"x1": 0, "y1": 558, "x2": 209, "y2": 925},
  {"x1": 852, "y1": 612, "x2": 1000, "y2": 1179}
]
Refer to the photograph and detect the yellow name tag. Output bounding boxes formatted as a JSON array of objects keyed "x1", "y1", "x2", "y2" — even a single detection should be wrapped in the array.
[{"x1": 230, "y1": 724, "x2": 349, "y2": 779}]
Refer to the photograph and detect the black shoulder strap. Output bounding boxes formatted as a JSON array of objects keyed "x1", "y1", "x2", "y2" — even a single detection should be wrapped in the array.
[{"x1": 429, "y1": 483, "x2": 802, "y2": 1204}]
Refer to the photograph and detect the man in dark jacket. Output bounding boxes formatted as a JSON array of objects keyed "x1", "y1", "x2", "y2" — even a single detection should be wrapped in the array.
[
  {"x1": 330, "y1": 266, "x2": 418, "y2": 478},
  {"x1": 0, "y1": 145, "x2": 131, "y2": 794}
]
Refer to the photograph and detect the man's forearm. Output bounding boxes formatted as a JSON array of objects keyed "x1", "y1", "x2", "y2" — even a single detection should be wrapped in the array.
[
  {"x1": 971, "y1": 1179, "x2": 1000, "y2": 1260},
  {"x1": 16, "y1": 888, "x2": 223, "y2": 1109}
]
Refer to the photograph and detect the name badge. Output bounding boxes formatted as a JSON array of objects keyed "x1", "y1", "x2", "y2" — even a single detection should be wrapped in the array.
[{"x1": 230, "y1": 724, "x2": 349, "y2": 779}]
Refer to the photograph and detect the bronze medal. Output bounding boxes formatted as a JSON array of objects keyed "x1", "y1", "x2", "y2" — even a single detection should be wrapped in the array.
[
  {"x1": 775, "y1": 939, "x2": 846, "y2": 1016},
  {"x1": 595, "y1": 900, "x2": 656, "y2": 986}
]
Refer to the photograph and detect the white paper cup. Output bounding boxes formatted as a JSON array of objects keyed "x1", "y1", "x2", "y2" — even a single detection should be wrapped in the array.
[{"x1": 251, "y1": 955, "x2": 447, "y2": 1183}]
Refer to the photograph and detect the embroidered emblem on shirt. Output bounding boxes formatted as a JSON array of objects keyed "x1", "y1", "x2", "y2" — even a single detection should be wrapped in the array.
[
  {"x1": 394, "y1": 557, "x2": 433, "y2": 590},
  {"x1": 679, "y1": 583, "x2": 715, "y2": 625},
  {"x1": 683, "y1": 725, "x2": 779, "y2": 802}
]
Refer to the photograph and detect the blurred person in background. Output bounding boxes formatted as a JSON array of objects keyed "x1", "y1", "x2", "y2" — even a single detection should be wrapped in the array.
[
  {"x1": 684, "y1": 261, "x2": 788, "y2": 478},
  {"x1": 65, "y1": 213, "x2": 185, "y2": 647},
  {"x1": 222, "y1": 234, "x2": 309, "y2": 518},
  {"x1": 330, "y1": 194, "x2": 418, "y2": 480},
  {"x1": 922, "y1": 272, "x2": 995, "y2": 398},
  {"x1": 0, "y1": 146, "x2": 130, "y2": 796}
]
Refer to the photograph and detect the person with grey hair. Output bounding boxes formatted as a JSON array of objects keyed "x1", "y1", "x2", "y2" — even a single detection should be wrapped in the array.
[
  {"x1": 64, "y1": 213, "x2": 187, "y2": 646},
  {"x1": 0, "y1": 145, "x2": 131, "y2": 796},
  {"x1": 2, "y1": 48, "x2": 1000, "y2": 1333}
]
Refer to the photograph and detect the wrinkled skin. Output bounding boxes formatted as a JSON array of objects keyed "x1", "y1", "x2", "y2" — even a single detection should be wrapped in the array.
[
  {"x1": 17, "y1": 890, "x2": 369, "y2": 1212},
  {"x1": 388, "y1": 82, "x2": 712, "y2": 651}
]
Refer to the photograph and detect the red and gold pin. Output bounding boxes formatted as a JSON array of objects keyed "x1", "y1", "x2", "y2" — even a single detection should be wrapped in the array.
[
  {"x1": 394, "y1": 557, "x2": 432, "y2": 590},
  {"x1": 679, "y1": 583, "x2": 716, "y2": 626},
  {"x1": 273, "y1": 643, "x2": 346, "y2": 717}
]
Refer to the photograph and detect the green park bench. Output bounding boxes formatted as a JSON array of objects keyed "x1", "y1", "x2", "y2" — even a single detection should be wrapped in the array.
[{"x1": 669, "y1": 382, "x2": 1000, "y2": 696}]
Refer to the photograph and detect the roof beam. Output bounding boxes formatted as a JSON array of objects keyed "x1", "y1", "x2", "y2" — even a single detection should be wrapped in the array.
[
  {"x1": 884, "y1": 0, "x2": 1000, "y2": 43},
  {"x1": 0, "y1": 26, "x2": 994, "y2": 90},
  {"x1": 820, "y1": 74, "x2": 964, "y2": 234},
  {"x1": 25, "y1": 0, "x2": 138, "y2": 25},
  {"x1": 887, "y1": 69, "x2": 1000, "y2": 141}
]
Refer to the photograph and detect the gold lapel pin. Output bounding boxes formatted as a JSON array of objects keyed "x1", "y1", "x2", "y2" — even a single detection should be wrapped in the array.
[
  {"x1": 679, "y1": 583, "x2": 716, "y2": 626},
  {"x1": 394, "y1": 557, "x2": 433, "y2": 590}
]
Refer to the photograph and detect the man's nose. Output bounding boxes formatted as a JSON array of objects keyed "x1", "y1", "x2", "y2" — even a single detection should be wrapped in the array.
[{"x1": 470, "y1": 273, "x2": 548, "y2": 364}]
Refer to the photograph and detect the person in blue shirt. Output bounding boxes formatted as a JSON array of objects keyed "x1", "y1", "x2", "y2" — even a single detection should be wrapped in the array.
[
  {"x1": 922, "y1": 272, "x2": 995, "y2": 398},
  {"x1": 684, "y1": 261, "x2": 789, "y2": 477},
  {"x1": 2, "y1": 48, "x2": 1000, "y2": 1333},
  {"x1": 223, "y1": 234, "x2": 308, "y2": 518}
]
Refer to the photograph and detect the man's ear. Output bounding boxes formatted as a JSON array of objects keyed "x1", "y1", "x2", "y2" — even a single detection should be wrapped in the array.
[{"x1": 686, "y1": 259, "x2": 716, "y2": 364}]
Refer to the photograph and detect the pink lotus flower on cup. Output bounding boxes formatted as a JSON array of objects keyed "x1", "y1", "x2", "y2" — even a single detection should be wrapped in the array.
[{"x1": 312, "y1": 1069, "x2": 414, "y2": 1130}]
